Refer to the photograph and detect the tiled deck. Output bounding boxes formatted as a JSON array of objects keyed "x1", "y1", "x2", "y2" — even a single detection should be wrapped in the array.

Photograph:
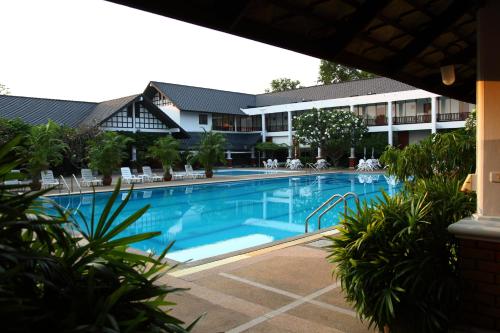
[{"x1": 160, "y1": 241, "x2": 374, "y2": 333}]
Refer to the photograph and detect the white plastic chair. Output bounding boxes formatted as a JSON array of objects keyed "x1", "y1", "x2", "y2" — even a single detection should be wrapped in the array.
[
  {"x1": 262, "y1": 161, "x2": 269, "y2": 169},
  {"x1": 169, "y1": 167, "x2": 187, "y2": 180},
  {"x1": 120, "y1": 167, "x2": 142, "y2": 184},
  {"x1": 185, "y1": 165, "x2": 205, "y2": 179},
  {"x1": 40, "y1": 170, "x2": 60, "y2": 189},
  {"x1": 272, "y1": 159, "x2": 278, "y2": 169},
  {"x1": 140, "y1": 166, "x2": 163, "y2": 182},
  {"x1": 81, "y1": 169, "x2": 103, "y2": 186}
]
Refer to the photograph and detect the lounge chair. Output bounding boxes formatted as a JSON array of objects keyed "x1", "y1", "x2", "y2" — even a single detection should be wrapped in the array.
[
  {"x1": 140, "y1": 166, "x2": 163, "y2": 182},
  {"x1": 169, "y1": 167, "x2": 187, "y2": 180},
  {"x1": 3, "y1": 169, "x2": 20, "y2": 186},
  {"x1": 185, "y1": 165, "x2": 205, "y2": 179},
  {"x1": 263, "y1": 161, "x2": 269, "y2": 169},
  {"x1": 41, "y1": 170, "x2": 60, "y2": 189},
  {"x1": 272, "y1": 159, "x2": 278, "y2": 169},
  {"x1": 120, "y1": 167, "x2": 142, "y2": 184},
  {"x1": 288, "y1": 159, "x2": 303, "y2": 170},
  {"x1": 81, "y1": 169, "x2": 103, "y2": 186}
]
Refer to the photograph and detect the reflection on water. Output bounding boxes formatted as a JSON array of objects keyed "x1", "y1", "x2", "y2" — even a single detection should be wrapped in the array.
[{"x1": 53, "y1": 173, "x2": 401, "y2": 262}]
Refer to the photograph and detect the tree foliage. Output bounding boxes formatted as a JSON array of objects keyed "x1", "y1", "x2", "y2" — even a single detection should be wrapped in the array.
[
  {"x1": 328, "y1": 177, "x2": 475, "y2": 333},
  {"x1": 88, "y1": 131, "x2": 133, "y2": 177},
  {"x1": 0, "y1": 139, "x2": 197, "y2": 332},
  {"x1": 0, "y1": 83, "x2": 10, "y2": 95},
  {"x1": 265, "y1": 78, "x2": 302, "y2": 93},
  {"x1": 188, "y1": 131, "x2": 226, "y2": 177},
  {"x1": 0, "y1": 118, "x2": 31, "y2": 146},
  {"x1": 293, "y1": 108, "x2": 367, "y2": 164},
  {"x1": 380, "y1": 130, "x2": 475, "y2": 181},
  {"x1": 148, "y1": 135, "x2": 181, "y2": 179},
  {"x1": 318, "y1": 60, "x2": 375, "y2": 84}
]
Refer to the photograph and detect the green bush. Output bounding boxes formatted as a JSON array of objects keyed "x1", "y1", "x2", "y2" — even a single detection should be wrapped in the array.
[
  {"x1": 0, "y1": 138, "x2": 197, "y2": 332},
  {"x1": 380, "y1": 130, "x2": 475, "y2": 181},
  {"x1": 327, "y1": 177, "x2": 476, "y2": 333}
]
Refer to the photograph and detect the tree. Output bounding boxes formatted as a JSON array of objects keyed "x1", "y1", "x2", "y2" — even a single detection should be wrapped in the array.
[
  {"x1": 265, "y1": 78, "x2": 302, "y2": 93},
  {"x1": 318, "y1": 60, "x2": 375, "y2": 84},
  {"x1": 0, "y1": 83, "x2": 10, "y2": 95},
  {"x1": 293, "y1": 108, "x2": 367, "y2": 165},
  {"x1": 188, "y1": 131, "x2": 226, "y2": 178},
  {"x1": 0, "y1": 118, "x2": 31, "y2": 146},
  {"x1": 147, "y1": 135, "x2": 181, "y2": 180},
  {"x1": 18, "y1": 120, "x2": 68, "y2": 189},
  {"x1": 88, "y1": 132, "x2": 133, "y2": 185}
]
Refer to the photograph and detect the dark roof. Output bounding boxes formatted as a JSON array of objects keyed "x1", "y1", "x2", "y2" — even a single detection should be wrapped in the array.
[
  {"x1": 180, "y1": 132, "x2": 261, "y2": 151},
  {"x1": 80, "y1": 94, "x2": 139, "y2": 127},
  {"x1": 150, "y1": 81, "x2": 255, "y2": 115},
  {"x1": 255, "y1": 77, "x2": 416, "y2": 107},
  {"x1": 0, "y1": 95, "x2": 96, "y2": 127},
  {"x1": 110, "y1": 0, "x2": 479, "y2": 104}
]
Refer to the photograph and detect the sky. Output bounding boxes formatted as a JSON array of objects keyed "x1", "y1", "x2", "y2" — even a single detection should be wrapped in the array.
[{"x1": 0, "y1": 0, "x2": 321, "y2": 102}]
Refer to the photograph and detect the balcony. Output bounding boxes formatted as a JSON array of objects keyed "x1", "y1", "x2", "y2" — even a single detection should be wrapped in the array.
[
  {"x1": 365, "y1": 116, "x2": 387, "y2": 126},
  {"x1": 393, "y1": 114, "x2": 431, "y2": 124},
  {"x1": 437, "y1": 112, "x2": 470, "y2": 122},
  {"x1": 212, "y1": 124, "x2": 235, "y2": 131}
]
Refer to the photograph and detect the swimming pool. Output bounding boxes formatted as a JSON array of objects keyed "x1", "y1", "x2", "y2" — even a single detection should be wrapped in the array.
[
  {"x1": 52, "y1": 173, "x2": 400, "y2": 262},
  {"x1": 214, "y1": 169, "x2": 291, "y2": 176}
]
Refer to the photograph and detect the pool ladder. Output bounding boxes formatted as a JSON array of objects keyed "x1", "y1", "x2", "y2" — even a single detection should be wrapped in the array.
[{"x1": 305, "y1": 192, "x2": 359, "y2": 233}]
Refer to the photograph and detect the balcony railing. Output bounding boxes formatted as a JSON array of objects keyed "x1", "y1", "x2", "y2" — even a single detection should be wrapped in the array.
[
  {"x1": 239, "y1": 126, "x2": 262, "y2": 132},
  {"x1": 437, "y1": 112, "x2": 470, "y2": 122},
  {"x1": 212, "y1": 124, "x2": 235, "y2": 131},
  {"x1": 393, "y1": 114, "x2": 431, "y2": 124},
  {"x1": 266, "y1": 124, "x2": 288, "y2": 132},
  {"x1": 365, "y1": 117, "x2": 387, "y2": 126}
]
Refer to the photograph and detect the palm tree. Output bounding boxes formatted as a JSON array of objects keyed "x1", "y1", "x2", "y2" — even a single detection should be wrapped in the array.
[
  {"x1": 19, "y1": 120, "x2": 68, "y2": 190},
  {"x1": 147, "y1": 136, "x2": 180, "y2": 181},
  {"x1": 88, "y1": 132, "x2": 133, "y2": 185},
  {"x1": 189, "y1": 131, "x2": 226, "y2": 178}
]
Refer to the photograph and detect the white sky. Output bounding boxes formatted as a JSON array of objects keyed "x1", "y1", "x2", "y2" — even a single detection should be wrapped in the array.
[{"x1": 0, "y1": 0, "x2": 321, "y2": 102}]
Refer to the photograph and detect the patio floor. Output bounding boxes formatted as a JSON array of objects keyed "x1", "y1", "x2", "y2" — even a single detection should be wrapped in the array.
[{"x1": 159, "y1": 240, "x2": 374, "y2": 333}]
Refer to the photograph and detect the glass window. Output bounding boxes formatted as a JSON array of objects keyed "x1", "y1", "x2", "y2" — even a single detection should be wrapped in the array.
[{"x1": 199, "y1": 114, "x2": 208, "y2": 125}]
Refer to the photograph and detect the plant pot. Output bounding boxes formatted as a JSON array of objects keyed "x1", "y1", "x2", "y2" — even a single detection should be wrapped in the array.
[
  {"x1": 102, "y1": 175, "x2": 112, "y2": 186},
  {"x1": 205, "y1": 170, "x2": 213, "y2": 178},
  {"x1": 30, "y1": 180, "x2": 41, "y2": 191},
  {"x1": 163, "y1": 173, "x2": 172, "y2": 181}
]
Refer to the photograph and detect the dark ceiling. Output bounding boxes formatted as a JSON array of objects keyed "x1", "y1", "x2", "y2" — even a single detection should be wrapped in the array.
[{"x1": 107, "y1": 0, "x2": 481, "y2": 103}]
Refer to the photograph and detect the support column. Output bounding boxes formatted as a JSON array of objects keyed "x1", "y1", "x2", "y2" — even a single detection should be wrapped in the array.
[
  {"x1": 316, "y1": 147, "x2": 322, "y2": 160},
  {"x1": 349, "y1": 105, "x2": 357, "y2": 167},
  {"x1": 431, "y1": 96, "x2": 437, "y2": 134},
  {"x1": 261, "y1": 113, "x2": 266, "y2": 142},
  {"x1": 226, "y1": 150, "x2": 232, "y2": 168},
  {"x1": 448, "y1": 2, "x2": 500, "y2": 331},
  {"x1": 287, "y1": 110, "x2": 293, "y2": 158},
  {"x1": 387, "y1": 101, "x2": 393, "y2": 146},
  {"x1": 250, "y1": 147, "x2": 256, "y2": 166}
]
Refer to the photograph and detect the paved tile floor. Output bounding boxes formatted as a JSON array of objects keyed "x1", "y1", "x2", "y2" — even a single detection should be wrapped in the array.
[{"x1": 160, "y1": 243, "x2": 374, "y2": 333}]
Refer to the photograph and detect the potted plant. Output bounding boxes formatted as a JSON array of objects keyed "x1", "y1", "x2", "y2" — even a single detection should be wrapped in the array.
[
  {"x1": 87, "y1": 132, "x2": 132, "y2": 185},
  {"x1": 188, "y1": 131, "x2": 226, "y2": 178},
  {"x1": 19, "y1": 120, "x2": 68, "y2": 190},
  {"x1": 147, "y1": 135, "x2": 180, "y2": 181}
]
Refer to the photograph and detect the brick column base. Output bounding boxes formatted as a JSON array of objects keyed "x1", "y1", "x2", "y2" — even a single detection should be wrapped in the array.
[
  {"x1": 458, "y1": 238, "x2": 500, "y2": 331},
  {"x1": 348, "y1": 157, "x2": 357, "y2": 169}
]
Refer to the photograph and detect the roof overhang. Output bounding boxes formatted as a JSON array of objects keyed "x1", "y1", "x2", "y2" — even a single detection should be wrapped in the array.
[{"x1": 107, "y1": 0, "x2": 481, "y2": 104}]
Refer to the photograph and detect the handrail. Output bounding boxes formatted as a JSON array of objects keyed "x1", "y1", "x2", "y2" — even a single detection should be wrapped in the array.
[
  {"x1": 59, "y1": 175, "x2": 71, "y2": 195},
  {"x1": 305, "y1": 193, "x2": 343, "y2": 232},
  {"x1": 71, "y1": 174, "x2": 82, "y2": 195},
  {"x1": 317, "y1": 192, "x2": 359, "y2": 229},
  {"x1": 305, "y1": 192, "x2": 360, "y2": 233}
]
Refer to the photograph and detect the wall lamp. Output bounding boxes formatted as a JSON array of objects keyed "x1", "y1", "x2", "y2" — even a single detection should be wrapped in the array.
[{"x1": 440, "y1": 64, "x2": 456, "y2": 85}]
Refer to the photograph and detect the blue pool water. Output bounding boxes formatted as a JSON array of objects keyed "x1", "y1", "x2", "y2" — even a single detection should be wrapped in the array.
[
  {"x1": 52, "y1": 173, "x2": 400, "y2": 262},
  {"x1": 214, "y1": 169, "x2": 290, "y2": 176}
]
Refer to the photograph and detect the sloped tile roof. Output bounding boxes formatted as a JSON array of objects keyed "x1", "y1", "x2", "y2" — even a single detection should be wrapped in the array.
[
  {"x1": 150, "y1": 81, "x2": 256, "y2": 115},
  {"x1": 0, "y1": 95, "x2": 97, "y2": 127},
  {"x1": 80, "y1": 94, "x2": 139, "y2": 127},
  {"x1": 255, "y1": 77, "x2": 417, "y2": 107}
]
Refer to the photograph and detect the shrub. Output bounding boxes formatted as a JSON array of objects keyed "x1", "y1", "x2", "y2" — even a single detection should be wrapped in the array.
[
  {"x1": 380, "y1": 130, "x2": 475, "y2": 181},
  {"x1": 0, "y1": 138, "x2": 197, "y2": 332},
  {"x1": 327, "y1": 177, "x2": 476, "y2": 333}
]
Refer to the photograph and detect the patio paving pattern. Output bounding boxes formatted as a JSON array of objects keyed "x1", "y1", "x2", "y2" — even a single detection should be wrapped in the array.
[{"x1": 160, "y1": 243, "x2": 374, "y2": 333}]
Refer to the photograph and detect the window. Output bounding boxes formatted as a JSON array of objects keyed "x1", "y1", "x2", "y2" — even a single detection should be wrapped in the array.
[
  {"x1": 101, "y1": 107, "x2": 133, "y2": 128},
  {"x1": 212, "y1": 113, "x2": 235, "y2": 131},
  {"x1": 199, "y1": 114, "x2": 208, "y2": 125}
]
